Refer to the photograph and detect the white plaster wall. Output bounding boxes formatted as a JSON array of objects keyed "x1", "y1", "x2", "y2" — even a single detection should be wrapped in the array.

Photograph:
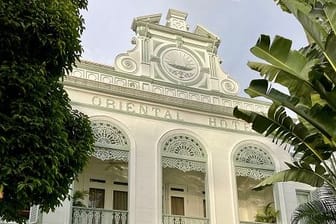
[{"x1": 42, "y1": 90, "x2": 304, "y2": 224}]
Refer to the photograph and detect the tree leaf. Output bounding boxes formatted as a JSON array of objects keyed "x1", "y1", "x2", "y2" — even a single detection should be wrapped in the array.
[{"x1": 253, "y1": 167, "x2": 325, "y2": 191}]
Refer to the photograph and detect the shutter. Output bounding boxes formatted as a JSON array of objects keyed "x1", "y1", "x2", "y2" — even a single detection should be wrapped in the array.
[{"x1": 28, "y1": 205, "x2": 39, "y2": 224}]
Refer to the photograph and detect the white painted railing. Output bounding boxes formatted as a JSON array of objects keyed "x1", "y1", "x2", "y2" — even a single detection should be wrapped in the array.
[
  {"x1": 0, "y1": 220, "x2": 17, "y2": 224},
  {"x1": 240, "y1": 222, "x2": 274, "y2": 224},
  {"x1": 162, "y1": 215, "x2": 209, "y2": 224},
  {"x1": 72, "y1": 207, "x2": 128, "y2": 224}
]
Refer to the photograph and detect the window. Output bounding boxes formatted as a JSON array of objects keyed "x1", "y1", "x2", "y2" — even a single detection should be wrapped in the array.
[
  {"x1": 203, "y1": 199, "x2": 206, "y2": 218},
  {"x1": 171, "y1": 196, "x2": 185, "y2": 215},
  {"x1": 236, "y1": 176, "x2": 274, "y2": 221},
  {"x1": 234, "y1": 144, "x2": 276, "y2": 223},
  {"x1": 161, "y1": 134, "x2": 208, "y2": 219},
  {"x1": 89, "y1": 188, "x2": 105, "y2": 208},
  {"x1": 296, "y1": 190, "x2": 310, "y2": 205},
  {"x1": 113, "y1": 190, "x2": 128, "y2": 211}
]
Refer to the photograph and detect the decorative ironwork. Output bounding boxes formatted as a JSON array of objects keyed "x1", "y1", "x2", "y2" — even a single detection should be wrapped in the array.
[
  {"x1": 240, "y1": 222, "x2": 274, "y2": 224},
  {"x1": 162, "y1": 135, "x2": 206, "y2": 161},
  {"x1": 234, "y1": 145, "x2": 274, "y2": 169},
  {"x1": 0, "y1": 220, "x2": 18, "y2": 224},
  {"x1": 162, "y1": 214, "x2": 209, "y2": 224},
  {"x1": 235, "y1": 167, "x2": 273, "y2": 180},
  {"x1": 91, "y1": 121, "x2": 129, "y2": 148},
  {"x1": 162, "y1": 134, "x2": 206, "y2": 173},
  {"x1": 234, "y1": 144, "x2": 275, "y2": 180},
  {"x1": 91, "y1": 121, "x2": 130, "y2": 162},
  {"x1": 93, "y1": 147, "x2": 129, "y2": 162},
  {"x1": 162, "y1": 157, "x2": 205, "y2": 173},
  {"x1": 72, "y1": 207, "x2": 128, "y2": 224}
]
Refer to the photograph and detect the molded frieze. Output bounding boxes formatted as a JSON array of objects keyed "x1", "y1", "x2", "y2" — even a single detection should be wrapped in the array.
[{"x1": 69, "y1": 67, "x2": 269, "y2": 114}]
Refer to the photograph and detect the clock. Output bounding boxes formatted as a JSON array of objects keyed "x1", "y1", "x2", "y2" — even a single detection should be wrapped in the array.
[{"x1": 161, "y1": 48, "x2": 200, "y2": 82}]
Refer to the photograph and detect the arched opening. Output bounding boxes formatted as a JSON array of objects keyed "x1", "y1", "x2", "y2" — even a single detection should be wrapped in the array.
[
  {"x1": 233, "y1": 143, "x2": 277, "y2": 224},
  {"x1": 161, "y1": 134, "x2": 208, "y2": 224},
  {"x1": 72, "y1": 120, "x2": 130, "y2": 224}
]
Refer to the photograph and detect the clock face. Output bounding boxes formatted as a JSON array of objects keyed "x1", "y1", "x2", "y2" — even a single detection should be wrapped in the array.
[{"x1": 161, "y1": 49, "x2": 199, "y2": 82}]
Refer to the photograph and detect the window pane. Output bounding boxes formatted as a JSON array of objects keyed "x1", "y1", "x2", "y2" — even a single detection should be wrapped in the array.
[
  {"x1": 113, "y1": 191, "x2": 128, "y2": 210},
  {"x1": 171, "y1": 196, "x2": 184, "y2": 216},
  {"x1": 89, "y1": 188, "x2": 105, "y2": 208},
  {"x1": 203, "y1": 199, "x2": 206, "y2": 218},
  {"x1": 236, "y1": 176, "x2": 274, "y2": 222},
  {"x1": 296, "y1": 191, "x2": 310, "y2": 205}
]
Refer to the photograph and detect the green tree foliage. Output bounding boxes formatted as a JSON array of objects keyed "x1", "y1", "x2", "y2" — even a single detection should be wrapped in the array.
[
  {"x1": 0, "y1": 0, "x2": 94, "y2": 223},
  {"x1": 255, "y1": 202, "x2": 279, "y2": 223},
  {"x1": 291, "y1": 184, "x2": 336, "y2": 224},
  {"x1": 233, "y1": 0, "x2": 336, "y2": 223}
]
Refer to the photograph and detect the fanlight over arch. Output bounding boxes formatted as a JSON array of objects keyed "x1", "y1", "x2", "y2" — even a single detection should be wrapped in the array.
[
  {"x1": 161, "y1": 134, "x2": 207, "y2": 173},
  {"x1": 91, "y1": 120, "x2": 130, "y2": 162},
  {"x1": 234, "y1": 144, "x2": 275, "y2": 180}
]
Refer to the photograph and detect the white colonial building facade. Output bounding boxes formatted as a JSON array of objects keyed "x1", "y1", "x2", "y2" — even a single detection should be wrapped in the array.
[{"x1": 26, "y1": 9, "x2": 313, "y2": 224}]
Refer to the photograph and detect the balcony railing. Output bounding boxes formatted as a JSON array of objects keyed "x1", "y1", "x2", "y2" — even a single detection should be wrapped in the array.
[
  {"x1": 0, "y1": 220, "x2": 17, "y2": 224},
  {"x1": 163, "y1": 215, "x2": 209, "y2": 224},
  {"x1": 240, "y1": 222, "x2": 274, "y2": 224},
  {"x1": 72, "y1": 207, "x2": 128, "y2": 224}
]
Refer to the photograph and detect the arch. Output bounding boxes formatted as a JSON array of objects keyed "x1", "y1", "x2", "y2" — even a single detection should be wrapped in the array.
[
  {"x1": 232, "y1": 140, "x2": 278, "y2": 223},
  {"x1": 90, "y1": 118, "x2": 131, "y2": 162},
  {"x1": 160, "y1": 132, "x2": 207, "y2": 173},
  {"x1": 159, "y1": 129, "x2": 210, "y2": 220}
]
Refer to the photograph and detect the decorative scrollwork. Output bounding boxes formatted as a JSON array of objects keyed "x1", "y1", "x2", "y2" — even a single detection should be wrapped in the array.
[
  {"x1": 162, "y1": 135, "x2": 206, "y2": 162},
  {"x1": 93, "y1": 147, "x2": 128, "y2": 162},
  {"x1": 221, "y1": 78, "x2": 239, "y2": 94},
  {"x1": 120, "y1": 58, "x2": 137, "y2": 73},
  {"x1": 162, "y1": 157, "x2": 206, "y2": 173},
  {"x1": 170, "y1": 18, "x2": 187, "y2": 31},
  {"x1": 235, "y1": 167, "x2": 273, "y2": 180}
]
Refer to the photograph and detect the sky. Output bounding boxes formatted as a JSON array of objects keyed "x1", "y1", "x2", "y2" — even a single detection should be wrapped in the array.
[{"x1": 81, "y1": 0, "x2": 307, "y2": 96}]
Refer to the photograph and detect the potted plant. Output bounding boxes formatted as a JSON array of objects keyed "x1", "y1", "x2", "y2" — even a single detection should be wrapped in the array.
[
  {"x1": 72, "y1": 190, "x2": 88, "y2": 207},
  {"x1": 255, "y1": 202, "x2": 279, "y2": 223}
]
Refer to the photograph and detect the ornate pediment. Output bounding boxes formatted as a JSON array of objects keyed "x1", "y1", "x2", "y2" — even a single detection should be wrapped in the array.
[{"x1": 114, "y1": 9, "x2": 239, "y2": 95}]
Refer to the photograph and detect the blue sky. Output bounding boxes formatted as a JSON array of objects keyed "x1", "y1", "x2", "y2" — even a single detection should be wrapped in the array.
[{"x1": 81, "y1": 0, "x2": 307, "y2": 96}]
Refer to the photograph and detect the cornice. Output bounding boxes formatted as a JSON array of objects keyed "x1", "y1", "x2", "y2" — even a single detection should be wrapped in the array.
[
  {"x1": 64, "y1": 76, "x2": 234, "y2": 117},
  {"x1": 76, "y1": 60, "x2": 270, "y2": 107},
  {"x1": 135, "y1": 22, "x2": 220, "y2": 46}
]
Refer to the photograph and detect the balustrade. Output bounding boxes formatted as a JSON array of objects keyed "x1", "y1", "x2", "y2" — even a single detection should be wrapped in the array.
[
  {"x1": 72, "y1": 207, "x2": 127, "y2": 224},
  {"x1": 0, "y1": 221, "x2": 17, "y2": 224},
  {"x1": 240, "y1": 222, "x2": 274, "y2": 224},
  {"x1": 162, "y1": 215, "x2": 209, "y2": 224}
]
